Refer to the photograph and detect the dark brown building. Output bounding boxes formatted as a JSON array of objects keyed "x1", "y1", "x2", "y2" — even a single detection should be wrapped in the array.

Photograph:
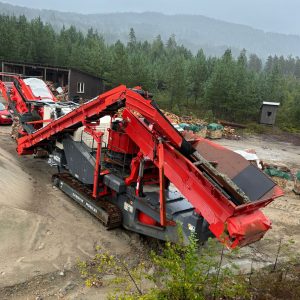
[
  {"x1": 68, "y1": 68, "x2": 105, "y2": 101},
  {"x1": 0, "y1": 60, "x2": 105, "y2": 101}
]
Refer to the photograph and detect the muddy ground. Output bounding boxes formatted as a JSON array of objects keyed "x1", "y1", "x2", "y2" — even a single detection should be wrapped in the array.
[{"x1": 0, "y1": 124, "x2": 299, "y2": 299}]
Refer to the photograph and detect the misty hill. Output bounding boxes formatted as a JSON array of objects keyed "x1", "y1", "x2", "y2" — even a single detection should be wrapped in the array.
[{"x1": 1, "y1": 1, "x2": 300, "y2": 58}]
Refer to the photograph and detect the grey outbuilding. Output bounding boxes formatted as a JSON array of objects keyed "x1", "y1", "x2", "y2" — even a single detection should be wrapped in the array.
[{"x1": 259, "y1": 101, "x2": 280, "y2": 125}]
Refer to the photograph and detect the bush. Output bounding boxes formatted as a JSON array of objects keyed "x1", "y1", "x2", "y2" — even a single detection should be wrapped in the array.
[
  {"x1": 77, "y1": 234, "x2": 300, "y2": 300},
  {"x1": 78, "y1": 233, "x2": 249, "y2": 300}
]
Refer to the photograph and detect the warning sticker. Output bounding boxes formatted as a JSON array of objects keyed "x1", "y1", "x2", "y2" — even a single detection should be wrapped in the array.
[
  {"x1": 124, "y1": 202, "x2": 134, "y2": 213},
  {"x1": 188, "y1": 223, "x2": 195, "y2": 232}
]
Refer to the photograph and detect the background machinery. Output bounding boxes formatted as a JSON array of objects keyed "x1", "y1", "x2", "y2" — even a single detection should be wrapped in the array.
[{"x1": 0, "y1": 75, "x2": 283, "y2": 248}]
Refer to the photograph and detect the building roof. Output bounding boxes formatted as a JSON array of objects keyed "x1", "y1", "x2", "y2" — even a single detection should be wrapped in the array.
[
  {"x1": 0, "y1": 59, "x2": 105, "y2": 80},
  {"x1": 1, "y1": 59, "x2": 69, "y2": 72},
  {"x1": 262, "y1": 101, "x2": 280, "y2": 106},
  {"x1": 70, "y1": 67, "x2": 106, "y2": 81}
]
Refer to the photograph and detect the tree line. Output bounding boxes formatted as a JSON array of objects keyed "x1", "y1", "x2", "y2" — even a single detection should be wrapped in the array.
[{"x1": 0, "y1": 15, "x2": 299, "y2": 130}]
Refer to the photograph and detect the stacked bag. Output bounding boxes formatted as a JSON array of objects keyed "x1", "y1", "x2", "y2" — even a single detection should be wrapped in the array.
[
  {"x1": 179, "y1": 123, "x2": 207, "y2": 138},
  {"x1": 294, "y1": 171, "x2": 300, "y2": 195},
  {"x1": 206, "y1": 123, "x2": 224, "y2": 139}
]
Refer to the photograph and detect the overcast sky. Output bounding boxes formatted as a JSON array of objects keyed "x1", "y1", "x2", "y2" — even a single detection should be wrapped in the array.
[{"x1": 2, "y1": 0, "x2": 298, "y2": 35}]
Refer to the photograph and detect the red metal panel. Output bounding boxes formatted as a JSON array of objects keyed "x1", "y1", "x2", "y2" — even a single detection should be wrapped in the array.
[
  {"x1": 17, "y1": 86, "x2": 187, "y2": 155},
  {"x1": 158, "y1": 141, "x2": 167, "y2": 226},
  {"x1": 17, "y1": 85, "x2": 127, "y2": 154},
  {"x1": 125, "y1": 89, "x2": 183, "y2": 148},
  {"x1": 107, "y1": 129, "x2": 139, "y2": 154},
  {"x1": 0, "y1": 74, "x2": 57, "y2": 116},
  {"x1": 122, "y1": 109, "x2": 273, "y2": 248}
]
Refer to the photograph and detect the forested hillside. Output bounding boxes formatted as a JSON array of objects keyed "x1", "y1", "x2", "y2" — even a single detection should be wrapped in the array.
[
  {"x1": 1, "y1": 1, "x2": 300, "y2": 57},
  {"x1": 0, "y1": 15, "x2": 299, "y2": 130}
]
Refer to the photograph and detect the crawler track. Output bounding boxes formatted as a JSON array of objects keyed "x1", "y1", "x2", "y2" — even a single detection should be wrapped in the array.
[{"x1": 52, "y1": 173, "x2": 122, "y2": 229}]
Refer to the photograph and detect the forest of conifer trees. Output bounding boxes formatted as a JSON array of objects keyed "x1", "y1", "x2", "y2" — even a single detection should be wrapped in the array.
[{"x1": 0, "y1": 15, "x2": 299, "y2": 130}]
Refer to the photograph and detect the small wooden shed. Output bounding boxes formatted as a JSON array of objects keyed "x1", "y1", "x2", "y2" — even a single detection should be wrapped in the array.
[{"x1": 259, "y1": 101, "x2": 280, "y2": 125}]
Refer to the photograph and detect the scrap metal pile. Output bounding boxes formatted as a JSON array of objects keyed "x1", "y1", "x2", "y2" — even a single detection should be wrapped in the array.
[{"x1": 46, "y1": 81, "x2": 69, "y2": 102}]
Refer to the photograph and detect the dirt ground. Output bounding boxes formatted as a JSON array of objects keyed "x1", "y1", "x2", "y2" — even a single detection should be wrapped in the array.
[
  {"x1": 0, "y1": 124, "x2": 299, "y2": 299},
  {"x1": 0, "y1": 125, "x2": 145, "y2": 299},
  {"x1": 218, "y1": 135, "x2": 300, "y2": 271}
]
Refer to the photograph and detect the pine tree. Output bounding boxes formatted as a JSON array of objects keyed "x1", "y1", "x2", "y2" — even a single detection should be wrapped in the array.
[
  {"x1": 128, "y1": 28, "x2": 137, "y2": 51},
  {"x1": 166, "y1": 55, "x2": 187, "y2": 108},
  {"x1": 109, "y1": 40, "x2": 130, "y2": 87},
  {"x1": 294, "y1": 59, "x2": 300, "y2": 79},
  {"x1": 187, "y1": 49, "x2": 208, "y2": 104},
  {"x1": 166, "y1": 34, "x2": 177, "y2": 52},
  {"x1": 248, "y1": 54, "x2": 262, "y2": 72},
  {"x1": 265, "y1": 56, "x2": 273, "y2": 73},
  {"x1": 151, "y1": 35, "x2": 165, "y2": 60},
  {"x1": 237, "y1": 49, "x2": 247, "y2": 67},
  {"x1": 204, "y1": 49, "x2": 237, "y2": 120}
]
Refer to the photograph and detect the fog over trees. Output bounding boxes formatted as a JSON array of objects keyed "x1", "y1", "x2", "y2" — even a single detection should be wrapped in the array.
[{"x1": 1, "y1": 15, "x2": 299, "y2": 130}]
